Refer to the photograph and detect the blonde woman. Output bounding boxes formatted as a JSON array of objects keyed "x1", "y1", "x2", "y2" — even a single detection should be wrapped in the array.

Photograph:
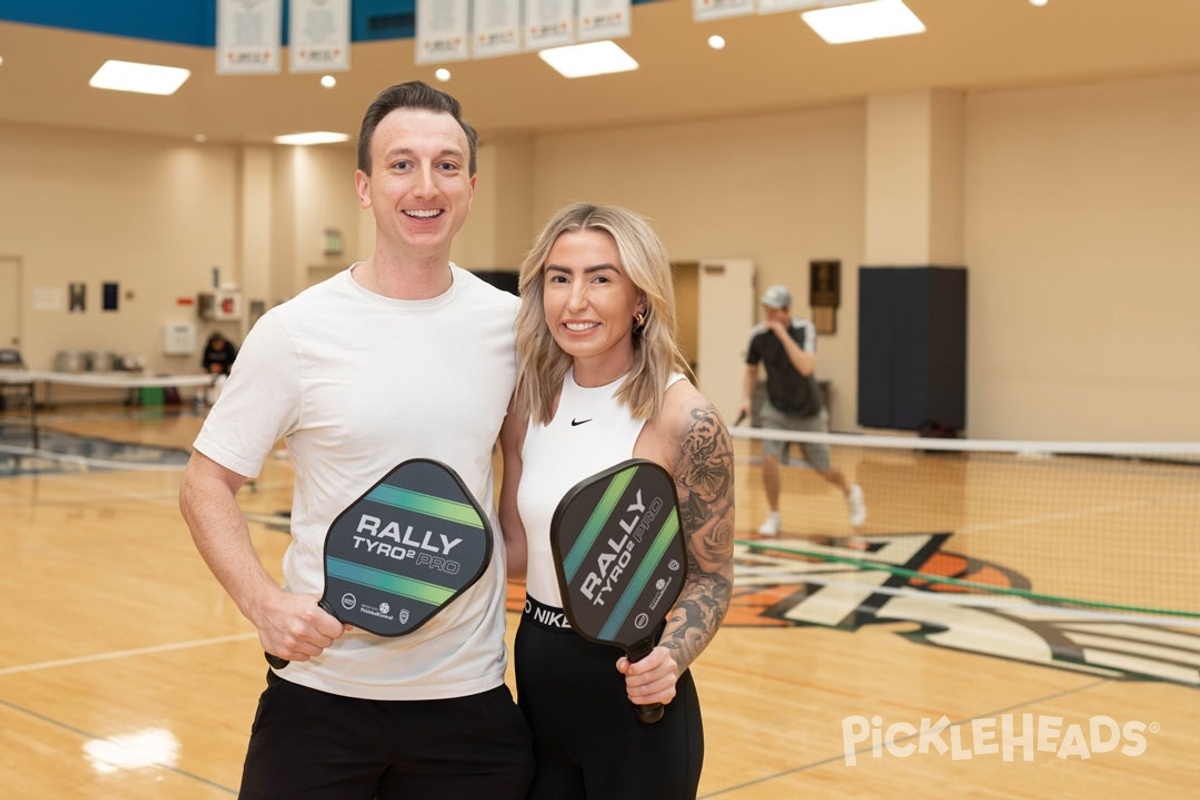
[{"x1": 499, "y1": 203, "x2": 735, "y2": 799}]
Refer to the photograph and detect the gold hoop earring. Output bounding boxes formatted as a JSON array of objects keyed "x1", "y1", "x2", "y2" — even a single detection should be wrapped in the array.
[{"x1": 633, "y1": 311, "x2": 646, "y2": 335}]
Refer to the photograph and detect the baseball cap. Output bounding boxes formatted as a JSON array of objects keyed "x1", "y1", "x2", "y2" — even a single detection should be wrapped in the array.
[{"x1": 760, "y1": 285, "x2": 792, "y2": 309}]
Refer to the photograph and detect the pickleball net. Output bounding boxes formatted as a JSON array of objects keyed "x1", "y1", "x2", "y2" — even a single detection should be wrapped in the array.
[{"x1": 730, "y1": 427, "x2": 1200, "y2": 622}]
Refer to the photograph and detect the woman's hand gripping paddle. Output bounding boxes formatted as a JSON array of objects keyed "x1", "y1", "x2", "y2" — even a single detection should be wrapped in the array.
[
  {"x1": 549, "y1": 459, "x2": 687, "y2": 723},
  {"x1": 265, "y1": 458, "x2": 492, "y2": 668}
]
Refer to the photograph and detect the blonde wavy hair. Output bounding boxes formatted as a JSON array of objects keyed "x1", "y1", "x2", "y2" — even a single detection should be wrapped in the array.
[{"x1": 514, "y1": 203, "x2": 689, "y2": 426}]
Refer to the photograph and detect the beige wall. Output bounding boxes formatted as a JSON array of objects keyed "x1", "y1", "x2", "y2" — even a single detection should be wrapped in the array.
[
  {"x1": 965, "y1": 72, "x2": 1200, "y2": 440},
  {"x1": 527, "y1": 104, "x2": 868, "y2": 430},
  {"x1": 283, "y1": 145, "x2": 364, "y2": 294},
  {"x1": 453, "y1": 134, "x2": 535, "y2": 272},
  {"x1": 2, "y1": 69, "x2": 1197, "y2": 439},
  {"x1": 0, "y1": 123, "x2": 239, "y2": 380}
]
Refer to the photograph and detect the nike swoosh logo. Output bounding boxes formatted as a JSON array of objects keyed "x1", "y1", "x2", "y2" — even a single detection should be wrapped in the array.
[{"x1": 570, "y1": 418, "x2": 593, "y2": 426}]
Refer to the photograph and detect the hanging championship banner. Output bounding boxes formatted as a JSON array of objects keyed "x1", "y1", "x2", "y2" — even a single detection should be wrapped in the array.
[
  {"x1": 692, "y1": 0, "x2": 756, "y2": 23},
  {"x1": 217, "y1": 0, "x2": 282, "y2": 75},
  {"x1": 524, "y1": 0, "x2": 575, "y2": 51},
  {"x1": 578, "y1": 0, "x2": 632, "y2": 43},
  {"x1": 416, "y1": 0, "x2": 470, "y2": 64},
  {"x1": 472, "y1": 0, "x2": 522, "y2": 60},
  {"x1": 290, "y1": 0, "x2": 350, "y2": 73}
]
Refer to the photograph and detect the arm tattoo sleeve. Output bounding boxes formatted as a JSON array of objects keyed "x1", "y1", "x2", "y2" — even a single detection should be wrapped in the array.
[{"x1": 659, "y1": 404, "x2": 735, "y2": 670}]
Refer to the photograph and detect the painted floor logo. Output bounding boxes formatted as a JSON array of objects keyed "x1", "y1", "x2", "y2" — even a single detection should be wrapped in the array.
[
  {"x1": 730, "y1": 532, "x2": 1200, "y2": 688},
  {"x1": 0, "y1": 427, "x2": 191, "y2": 476},
  {"x1": 841, "y1": 713, "x2": 1157, "y2": 765}
]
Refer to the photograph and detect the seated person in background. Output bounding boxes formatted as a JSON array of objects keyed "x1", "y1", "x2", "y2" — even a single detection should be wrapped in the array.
[{"x1": 201, "y1": 332, "x2": 238, "y2": 376}]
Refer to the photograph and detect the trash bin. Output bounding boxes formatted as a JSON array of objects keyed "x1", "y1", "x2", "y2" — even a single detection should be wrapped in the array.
[{"x1": 139, "y1": 386, "x2": 165, "y2": 407}]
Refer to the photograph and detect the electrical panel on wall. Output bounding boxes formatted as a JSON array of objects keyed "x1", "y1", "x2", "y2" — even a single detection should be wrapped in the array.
[{"x1": 197, "y1": 290, "x2": 242, "y2": 321}]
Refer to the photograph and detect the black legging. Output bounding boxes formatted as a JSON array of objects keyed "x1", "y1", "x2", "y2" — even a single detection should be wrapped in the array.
[{"x1": 515, "y1": 603, "x2": 704, "y2": 800}]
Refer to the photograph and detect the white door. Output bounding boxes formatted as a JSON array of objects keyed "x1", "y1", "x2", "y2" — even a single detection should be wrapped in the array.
[
  {"x1": 0, "y1": 256, "x2": 20, "y2": 350},
  {"x1": 697, "y1": 259, "x2": 756, "y2": 422}
]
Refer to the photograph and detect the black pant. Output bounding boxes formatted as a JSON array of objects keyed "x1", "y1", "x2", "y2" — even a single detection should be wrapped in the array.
[
  {"x1": 238, "y1": 673, "x2": 533, "y2": 799},
  {"x1": 515, "y1": 603, "x2": 704, "y2": 800}
]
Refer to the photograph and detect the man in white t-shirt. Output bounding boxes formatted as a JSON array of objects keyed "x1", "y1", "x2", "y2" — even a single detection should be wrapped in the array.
[{"x1": 178, "y1": 81, "x2": 532, "y2": 799}]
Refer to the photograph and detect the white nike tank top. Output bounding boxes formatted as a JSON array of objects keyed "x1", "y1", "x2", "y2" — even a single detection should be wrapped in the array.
[{"x1": 518, "y1": 368, "x2": 683, "y2": 607}]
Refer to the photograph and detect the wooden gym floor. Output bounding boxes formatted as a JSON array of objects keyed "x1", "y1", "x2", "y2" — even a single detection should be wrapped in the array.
[{"x1": 0, "y1": 406, "x2": 1196, "y2": 798}]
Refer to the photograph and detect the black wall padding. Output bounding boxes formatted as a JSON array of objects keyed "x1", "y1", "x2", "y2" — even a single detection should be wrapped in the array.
[
  {"x1": 472, "y1": 270, "x2": 520, "y2": 296},
  {"x1": 857, "y1": 266, "x2": 967, "y2": 431}
]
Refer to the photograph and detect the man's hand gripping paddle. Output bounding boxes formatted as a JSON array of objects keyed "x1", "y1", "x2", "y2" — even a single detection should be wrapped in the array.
[
  {"x1": 265, "y1": 458, "x2": 492, "y2": 668},
  {"x1": 550, "y1": 459, "x2": 687, "y2": 724}
]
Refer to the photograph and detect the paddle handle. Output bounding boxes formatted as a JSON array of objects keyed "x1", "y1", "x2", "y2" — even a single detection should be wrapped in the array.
[
  {"x1": 263, "y1": 599, "x2": 337, "y2": 670},
  {"x1": 627, "y1": 639, "x2": 665, "y2": 724},
  {"x1": 636, "y1": 700, "x2": 665, "y2": 724},
  {"x1": 264, "y1": 652, "x2": 289, "y2": 669}
]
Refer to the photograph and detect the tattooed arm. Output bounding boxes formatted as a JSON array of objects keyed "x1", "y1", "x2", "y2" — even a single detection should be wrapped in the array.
[{"x1": 623, "y1": 380, "x2": 735, "y2": 705}]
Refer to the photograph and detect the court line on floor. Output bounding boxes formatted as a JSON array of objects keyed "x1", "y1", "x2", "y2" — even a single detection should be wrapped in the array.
[
  {"x1": 0, "y1": 442, "x2": 189, "y2": 472},
  {"x1": 0, "y1": 633, "x2": 259, "y2": 676},
  {"x1": 698, "y1": 678, "x2": 1113, "y2": 798},
  {"x1": 0, "y1": 697, "x2": 237, "y2": 795},
  {"x1": 953, "y1": 489, "x2": 1200, "y2": 537},
  {"x1": 11, "y1": 468, "x2": 294, "y2": 508}
]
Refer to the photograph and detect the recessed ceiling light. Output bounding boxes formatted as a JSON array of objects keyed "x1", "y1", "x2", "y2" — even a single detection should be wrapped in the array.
[
  {"x1": 273, "y1": 131, "x2": 351, "y2": 146},
  {"x1": 1030, "y1": 0, "x2": 1048, "y2": 6},
  {"x1": 89, "y1": 59, "x2": 190, "y2": 95},
  {"x1": 538, "y1": 40, "x2": 638, "y2": 79},
  {"x1": 435, "y1": 68, "x2": 452, "y2": 82},
  {"x1": 802, "y1": 0, "x2": 926, "y2": 45},
  {"x1": 708, "y1": 35, "x2": 726, "y2": 50},
  {"x1": 320, "y1": 75, "x2": 336, "y2": 88}
]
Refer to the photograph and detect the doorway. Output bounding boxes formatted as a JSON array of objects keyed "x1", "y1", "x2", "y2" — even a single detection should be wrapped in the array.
[
  {"x1": 696, "y1": 259, "x2": 756, "y2": 421},
  {"x1": 0, "y1": 256, "x2": 21, "y2": 350},
  {"x1": 672, "y1": 262, "x2": 699, "y2": 380}
]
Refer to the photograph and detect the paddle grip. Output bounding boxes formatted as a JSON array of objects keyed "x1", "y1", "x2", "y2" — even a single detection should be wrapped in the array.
[
  {"x1": 636, "y1": 701, "x2": 665, "y2": 724},
  {"x1": 264, "y1": 652, "x2": 289, "y2": 669},
  {"x1": 263, "y1": 599, "x2": 338, "y2": 670},
  {"x1": 627, "y1": 640, "x2": 665, "y2": 725}
]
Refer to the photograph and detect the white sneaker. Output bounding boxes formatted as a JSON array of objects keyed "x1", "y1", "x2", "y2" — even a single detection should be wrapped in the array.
[
  {"x1": 847, "y1": 484, "x2": 866, "y2": 527},
  {"x1": 757, "y1": 512, "x2": 782, "y2": 536}
]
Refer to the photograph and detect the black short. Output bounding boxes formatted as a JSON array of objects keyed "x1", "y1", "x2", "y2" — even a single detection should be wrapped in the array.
[
  {"x1": 515, "y1": 598, "x2": 704, "y2": 800},
  {"x1": 238, "y1": 672, "x2": 533, "y2": 800}
]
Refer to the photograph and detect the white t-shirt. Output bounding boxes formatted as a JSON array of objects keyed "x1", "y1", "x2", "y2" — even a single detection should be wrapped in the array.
[{"x1": 194, "y1": 264, "x2": 518, "y2": 700}]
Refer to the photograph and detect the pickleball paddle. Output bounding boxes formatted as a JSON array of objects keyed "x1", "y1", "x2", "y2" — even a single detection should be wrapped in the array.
[
  {"x1": 265, "y1": 458, "x2": 493, "y2": 668},
  {"x1": 549, "y1": 458, "x2": 687, "y2": 724}
]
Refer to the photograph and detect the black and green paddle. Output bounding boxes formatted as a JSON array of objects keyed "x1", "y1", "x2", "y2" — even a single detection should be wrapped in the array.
[
  {"x1": 550, "y1": 459, "x2": 687, "y2": 723},
  {"x1": 266, "y1": 458, "x2": 492, "y2": 668}
]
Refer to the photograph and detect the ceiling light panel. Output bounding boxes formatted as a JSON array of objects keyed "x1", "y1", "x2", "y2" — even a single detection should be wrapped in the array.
[
  {"x1": 273, "y1": 131, "x2": 351, "y2": 145},
  {"x1": 802, "y1": 0, "x2": 926, "y2": 45},
  {"x1": 538, "y1": 40, "x2": 638, "y2": 79},
  {"x1": 89, "y1": 60, "x2": 190, "y2": 95}
]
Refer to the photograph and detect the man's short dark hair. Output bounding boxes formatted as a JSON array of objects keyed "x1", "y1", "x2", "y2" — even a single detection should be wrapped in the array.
[{"x1": 356, "y1": 80, "x2": 478, "y2": 176}]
